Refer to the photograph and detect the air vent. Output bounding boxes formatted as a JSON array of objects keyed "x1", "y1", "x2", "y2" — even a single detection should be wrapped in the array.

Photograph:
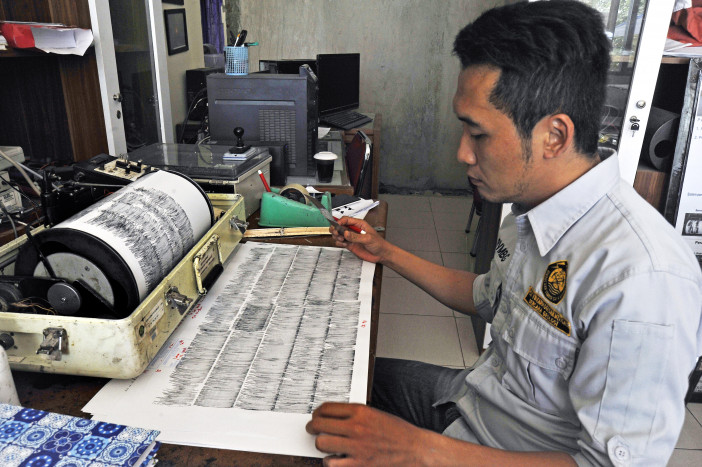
[{"x1": 260, "y1": 110, "x2": 297, "y2": 169}]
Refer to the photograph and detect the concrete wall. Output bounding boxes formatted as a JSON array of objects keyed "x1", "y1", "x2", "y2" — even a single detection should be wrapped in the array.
[
  {"x1": 224, "y1": 0, "x2": 514, "y2": 192},
  {"x1": 165, "y1": 0, "x2": 204, "y2": 136}
]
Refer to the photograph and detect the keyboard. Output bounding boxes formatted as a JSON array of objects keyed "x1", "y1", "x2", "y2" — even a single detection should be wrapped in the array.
[{"x1": 320, "y1": 111, "x2": 372, "y2": 130}]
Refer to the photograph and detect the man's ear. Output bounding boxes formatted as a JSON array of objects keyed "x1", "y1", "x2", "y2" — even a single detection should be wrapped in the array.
[{"x1": 542, "y1": 114, "x2": 574, "y2": 160}]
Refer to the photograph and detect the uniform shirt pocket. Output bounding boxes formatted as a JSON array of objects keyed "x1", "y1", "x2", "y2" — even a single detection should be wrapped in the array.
[
  {"x1": 594, "y1": 319, "x2": 674, "y2": 457},
  {"x1": 501, "y1": 302, "x2": 579, "y2": 415}
]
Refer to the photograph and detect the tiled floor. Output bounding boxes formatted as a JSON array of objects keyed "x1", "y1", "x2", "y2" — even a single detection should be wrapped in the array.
[
  {"x1": 376, "y1": 193, "x2": 702, "y2": 465},
  {"x1": 377, "y1": 193, "x2": 479, "y2": 369}
]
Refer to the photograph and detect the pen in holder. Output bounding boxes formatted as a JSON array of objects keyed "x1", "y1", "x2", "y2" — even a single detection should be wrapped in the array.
[{"x1": 225, "y1": 46, "x2": 249, "y2": 75}]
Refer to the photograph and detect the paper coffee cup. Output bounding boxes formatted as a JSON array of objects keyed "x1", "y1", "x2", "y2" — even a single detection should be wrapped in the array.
[{"x1": 314, "y1": 151, "x2": 337, "y2": 183}]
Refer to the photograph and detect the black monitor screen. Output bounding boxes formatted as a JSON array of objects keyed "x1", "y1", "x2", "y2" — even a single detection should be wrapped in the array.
[{"x1": 316, "y1": 53, "x2": 360, "y2": 116}]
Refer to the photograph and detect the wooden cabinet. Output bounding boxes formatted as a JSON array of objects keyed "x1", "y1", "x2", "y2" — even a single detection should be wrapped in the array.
[{"x1": 0, "y1": 0, "x2": 107, "y2": 164}]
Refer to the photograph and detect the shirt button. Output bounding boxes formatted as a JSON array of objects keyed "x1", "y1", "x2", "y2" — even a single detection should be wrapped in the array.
[
  {"x1": 507, "y1": 329, "x2": 515, "y2": 338},
  {"x1": 614, "y1": 445, "x2": 629, "y2": 461},
  {"x1": 491, "y1": 358, "x2": 501, "y2": 367},
  {"x1": 555, "y1": 357, "x2": 568, "y2": 369}
]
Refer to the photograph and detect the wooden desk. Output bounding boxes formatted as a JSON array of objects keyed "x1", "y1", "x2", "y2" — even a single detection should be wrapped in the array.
[{"x1": 11, "y1": 201, "x2": 388, "y2": 466}]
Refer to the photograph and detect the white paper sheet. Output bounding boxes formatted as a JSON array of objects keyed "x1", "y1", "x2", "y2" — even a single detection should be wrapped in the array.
[
  {"x1": 84, "y1": 242, "x2": 374, "y2": 458},
  {"x1": 664, "y1": 38, "x2": 702, "y2": 57},
  {"x1": 332, "y1": 199, "x2": 379, "y2": 220},
  {"x1": 33, "y1": 27, "x2": 93, "y2": 56}
]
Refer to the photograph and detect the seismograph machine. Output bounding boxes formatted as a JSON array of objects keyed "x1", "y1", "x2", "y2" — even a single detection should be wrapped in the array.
[{"x1": 0, "y1": 155, "x2": 249, "y2": 378}]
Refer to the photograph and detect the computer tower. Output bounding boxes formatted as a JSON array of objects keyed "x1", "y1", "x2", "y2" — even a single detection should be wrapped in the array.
[
  {"x1": 207, "y1": 70, "x2": 318, "y2": 177},
  {"x1": 186, "y1": 67, "x2": 224, "y2": 121}
]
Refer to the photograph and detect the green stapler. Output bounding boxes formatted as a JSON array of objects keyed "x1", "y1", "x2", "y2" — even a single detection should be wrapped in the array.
[{"x1": 259, "y1": 187, "x2": 333, "y2": 227}]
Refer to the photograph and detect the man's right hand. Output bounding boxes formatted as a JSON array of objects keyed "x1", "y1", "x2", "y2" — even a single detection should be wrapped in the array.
[
  {"x1": 333, "y1": 215, "x2": 478, "y2": 316},
  {"x1": 330, "y1": 217, "x2": 388, "y2": 264}
]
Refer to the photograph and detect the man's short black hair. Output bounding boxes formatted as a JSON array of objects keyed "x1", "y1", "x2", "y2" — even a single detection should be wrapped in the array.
[{"x1": 453, "y1": 0, "x2": 611, "y2": 156}]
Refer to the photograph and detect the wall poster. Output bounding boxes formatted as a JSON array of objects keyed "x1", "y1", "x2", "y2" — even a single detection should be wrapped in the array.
[{"x1": 664, "y1": 58, "x2": 702, "y2": 268}]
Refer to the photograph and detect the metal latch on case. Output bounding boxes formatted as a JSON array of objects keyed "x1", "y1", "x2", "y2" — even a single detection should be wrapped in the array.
[
  {"x1": 37, "y1": 327, "x2": 68, "y2": 361},
  {"x1": 193, "y1": 235, "x2": 224, "y2": 294},
  {"x1": 165, "y1": 287, "x2": 192, "y2": 314},
  {"x1": 230, "y1": 216, "x2": 248, "y2": 233}
]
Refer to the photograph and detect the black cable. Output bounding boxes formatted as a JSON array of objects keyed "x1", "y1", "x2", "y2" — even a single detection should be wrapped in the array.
[
  {"x1": 20, "y1": 220, "x2": 56, "y2": 278},
  {"x1": 179, "y1": 87, "x2": 208, "y2": 143},
  {"x1": 0, "y1": 255, "x2": 17, "y2": 271},
  {"x1": 181, "y1": 96, "x2": 208, "y2": 142}
]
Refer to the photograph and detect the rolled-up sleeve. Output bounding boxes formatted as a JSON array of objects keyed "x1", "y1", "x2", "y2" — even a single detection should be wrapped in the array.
[
  {"x1": 472, "y1": 272, "x2": 498, "y2": 324},
  {"x1": 568, "y1": 271, "x2": 702, "y2": 466}
]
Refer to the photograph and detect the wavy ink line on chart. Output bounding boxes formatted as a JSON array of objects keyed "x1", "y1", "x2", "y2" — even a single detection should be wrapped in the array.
[
  {"x1": 155, "y1": 244, "x2": 362, "y2": 413},
  {"x1": 84, "y1": 188, "x2": 194, "y2": 292}
]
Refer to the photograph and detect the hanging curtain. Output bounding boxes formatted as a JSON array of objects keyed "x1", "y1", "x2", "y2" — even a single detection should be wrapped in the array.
[{"x1": 201, "y1": 0, "x2": 225, "y2": 53}]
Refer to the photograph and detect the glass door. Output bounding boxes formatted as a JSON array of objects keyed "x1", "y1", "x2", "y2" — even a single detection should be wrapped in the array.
[
  {"x1": 578, "y1": 0, "x2": 675, "y2": 183},
  {"x1": 89, "y1": 0, "x2": 173, "y2": 157}
]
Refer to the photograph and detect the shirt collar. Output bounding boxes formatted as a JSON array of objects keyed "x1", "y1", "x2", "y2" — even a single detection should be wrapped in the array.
[{"x1": 516, "y1": 150, "x2": 620, "y2": 256}]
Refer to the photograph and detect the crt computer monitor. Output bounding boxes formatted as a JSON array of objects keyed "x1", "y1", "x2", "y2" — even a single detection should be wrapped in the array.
[{"x1": 316, "y1": 53, "x2": 360, "y2": 117}]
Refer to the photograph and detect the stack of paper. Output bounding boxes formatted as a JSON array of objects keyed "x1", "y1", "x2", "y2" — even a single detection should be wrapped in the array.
[
  {"x1": 0, "y1": 404, "x2": 160, "y2": 466},
  {"x1": 0, "y1": 21, "x2": 93, "y2": 56}
]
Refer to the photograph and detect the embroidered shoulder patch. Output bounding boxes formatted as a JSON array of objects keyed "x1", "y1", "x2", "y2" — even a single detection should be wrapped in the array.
[
  {"x1": 524, "y1": 287, "x2": 571, "y2": 336},
  {"x1": 542, "y1": 260, "x2": 568, "y2": 304}
]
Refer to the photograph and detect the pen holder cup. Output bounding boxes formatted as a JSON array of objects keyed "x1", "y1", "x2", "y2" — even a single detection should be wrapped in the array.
[{"x1": 225, "y1": 46, "x2": 249, "y2": 75}]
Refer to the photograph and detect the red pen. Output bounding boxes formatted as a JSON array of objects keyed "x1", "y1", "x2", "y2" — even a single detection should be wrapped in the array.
[{"x1": 258, "y1": 170, "x2": 271, "y2": 192}]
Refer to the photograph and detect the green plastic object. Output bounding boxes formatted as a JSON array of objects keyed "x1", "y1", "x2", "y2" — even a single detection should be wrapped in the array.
[{"x1": 259, "y1": 191, "x2": 333, "y2": 227}]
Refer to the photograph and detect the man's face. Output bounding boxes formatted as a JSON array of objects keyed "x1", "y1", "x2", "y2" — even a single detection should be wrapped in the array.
[{"x1": 453, "y1": 66, "x2": 536, "y2": 206}]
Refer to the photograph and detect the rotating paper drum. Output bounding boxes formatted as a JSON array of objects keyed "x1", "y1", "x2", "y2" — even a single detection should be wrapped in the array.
[{"x1": 15, "y1": 170, "x2": 214, "y2": 317}]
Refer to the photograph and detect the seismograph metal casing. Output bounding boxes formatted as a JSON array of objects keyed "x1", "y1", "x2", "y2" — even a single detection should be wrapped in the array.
[{"x1": 0, "y1": 194, "x2": 246, "y2": 379}]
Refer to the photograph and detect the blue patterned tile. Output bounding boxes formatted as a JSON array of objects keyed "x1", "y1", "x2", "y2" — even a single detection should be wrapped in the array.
[
  {"x1": 64, "y1": 420, "x2": 96, "y2": 434},
  {"x1": 54, "y1": 457, "x2": 91, "y2": 467},
  {"x1": 18, "y1": 451, "x2": 60, "y2": 466},
  {"x1": 92, "y1": 423, "x2": 124, "y2": 438},
  {"x1": 36, "y1": 414, "x2": 71, "y2": 430},
  {"x1": 16, "y1": 409, "x2": 48, "y2": 424},
  {"x1": 68, "y1": 436, "x2": 109, "y2": 460},
  {"x1": 16, "y1": 426, "x2": 54, "y2": 448},
  {"x1": 95, "y1": 440, "x2": 135, "y2": 464},
  {"x1": 41, "y1": 430, "x2": 84, "y2": 455},
  {"x1": 0, "y1": 421, "x2": 31, "y2": 442},
  {"x1": 0, "y1": 404, "x2": 159, "y2": 466},
  {"x1": 0, "y1": 406, "x2": 22, "y2": 419},
  {"x1": 0, "y1": 444, "x2": 35, "y2": 467}
]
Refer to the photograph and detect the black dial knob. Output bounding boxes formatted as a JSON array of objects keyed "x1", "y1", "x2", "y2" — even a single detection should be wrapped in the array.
[
  {"x1": 234, "y1": 127, "x2": 245, "y2": 147},
  {"x1": 229, "y1": 127, "x2": 251, "y2": 154}
]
